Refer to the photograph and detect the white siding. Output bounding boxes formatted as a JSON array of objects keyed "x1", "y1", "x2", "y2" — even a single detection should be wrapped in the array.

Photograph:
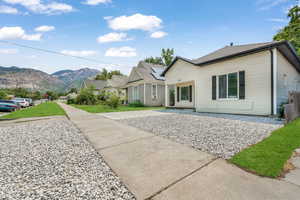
[
  {"x1": 276, "y1": 50, "x2": 300, "y2": 109},
  {"x1": 165, "y1": 51, "x2": 273, "y2": 115}
]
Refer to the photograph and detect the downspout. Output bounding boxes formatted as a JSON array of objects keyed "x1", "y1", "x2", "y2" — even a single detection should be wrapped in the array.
[
  {"x1": 270, "y1": 48, "x2": 278, "y2": 115},
  {"x1": 270, "y1": 50, "x2": 274, "y2": 115}
]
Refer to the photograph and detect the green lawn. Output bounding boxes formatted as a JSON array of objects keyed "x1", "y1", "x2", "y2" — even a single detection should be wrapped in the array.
[
  {"x1": 0, "y1": 102, "x2": 66, "y2": 120},
  {"x1": 72, "y1": 104, "x2": 164, "y2": 113},
  {"x1": 230, "y1": 118, "x2": 300, "y2": 177}
]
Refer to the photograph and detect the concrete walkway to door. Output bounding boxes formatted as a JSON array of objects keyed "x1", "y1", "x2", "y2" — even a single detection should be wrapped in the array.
[{"x1": 58, "y1": 103, "x2": 300, "y2": 200}]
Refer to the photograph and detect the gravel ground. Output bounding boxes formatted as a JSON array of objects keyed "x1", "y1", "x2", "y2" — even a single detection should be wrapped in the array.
[
  {"x1": 0, "y1": 118, "x2": 135, "y2": 200},
  {"x1": 119, "y1": 114, "x2": 282, "y2": 159}
]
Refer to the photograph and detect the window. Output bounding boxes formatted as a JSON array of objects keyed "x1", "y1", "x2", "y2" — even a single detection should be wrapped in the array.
[
  {"x1": 152, "y1": 84, "x2": 157, "y2": 99},
  {"x1": 218, "y1": 75, "x2": 227, "y2": 99},
  {"x1": 218, "y1": 72, "x2": 238, "y2": 99},
  {"x1": 228, "y1": 73, "x2": 238, "y2": 98},
  {"x1": 180, "y1": 86, "x2": 189, "y2": 101},
  {"x1": 133, "y1": 86, "x2": 139, "y2": 101}
]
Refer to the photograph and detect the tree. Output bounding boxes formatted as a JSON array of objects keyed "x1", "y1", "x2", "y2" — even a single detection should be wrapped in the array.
[
  {"x1": 273, "y1": 4, "x2": 300, "y2": 56},
  {"x1": 95, "y1": 68, "x2": 123, "y2": 80},
  {"x1": 31, "y1": 91, "x2": 42, "y2": 100},
  {"x1": 144, "y1": 57, "x2": 164, "y2": 65},
  {"x1": 13, "y1": 88, "x2": 29, "y2": 98},
  {"x1": 161, "y1": 48, "x2": 175, "y2": 66},
  {"x1": 0, "y1": 90, "x2": 7, "y2": 100},
  {"x1": 68, "y1": 88, "x2": 78, "y2": 94},
  {"x1": 44, "y1": 91, "x2": 58, "y2": 100},
  {"x1": 144, "y1": 48, "x2": 175, "y2": 66}
]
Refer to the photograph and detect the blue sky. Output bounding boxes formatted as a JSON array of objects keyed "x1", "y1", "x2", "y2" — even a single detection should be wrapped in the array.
[{"x1": 0, "y1": 0, "x2": 297, "y2": 74}]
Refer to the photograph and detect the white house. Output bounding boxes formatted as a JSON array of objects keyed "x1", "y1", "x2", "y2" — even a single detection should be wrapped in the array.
[{"x1": 162, "y1": 41, "x2": 300, "y2": 116}]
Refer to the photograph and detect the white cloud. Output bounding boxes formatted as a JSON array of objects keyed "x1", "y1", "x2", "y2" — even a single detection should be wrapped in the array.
[
  {"x1": 0, "y1": 5, "x2": 18, "y2": 14},
  {"x1": 35, "y1": 25, "x2": 55, "y2": 32},
  {"x1": 2, "y1": 0, "x2": 74, "y2": 14},
  {"x1": 267, "y1": 18, "x2": 288, "y2": 22},
  {"x1": 257, "y1": 0, "x2": 289, "y2": 10},
  {"x1": 105, "y1": 46, "x2": 137, "y2": 57},
  {"x1": 150, "y1": 31, "x2": 168, "y2": 38},
  {"x1": 0, "y1": 48, "x2": 18, "y2": 54},
  {"x1": 83, "y1": 0, "x2": 111, "y2": 5},
  {"x1": 61, "y1": 50, "x2": 97, "y2": 57},
  {"x1": 106, "y1": 13, "x2": 162, "y2": 31},
  {"x1": 97, "y1": 32, "x2": 131, "y2": 43},
  {"x1": 0, "y1": 26, "x2": 42, "y2": 41}
]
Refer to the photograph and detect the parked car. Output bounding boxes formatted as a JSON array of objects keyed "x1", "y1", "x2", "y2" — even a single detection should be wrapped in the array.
[
  {"x1": 0, "y1": 100, "x2": 21, "y2": 110},
  {"x1": 25, "y1": 98, "x2": 34, "y2": 106},
  {"x1": 13, "y1": 98, "x2": 29, "y2": 108},
  {"x1": 0, "y1": 101, "x2": 18, "y2": 112}
]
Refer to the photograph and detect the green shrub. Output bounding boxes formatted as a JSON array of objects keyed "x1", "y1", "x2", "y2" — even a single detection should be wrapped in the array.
[
  {"x1": 279, "y1": 101, "x2": 289, "y2": 118},
  {"x1": 106, "y1": 94, "x2": 120, "y2": 108},
  {"x1": 76, "y1": 88, "x2": 97, "y2": 105},
  {"x1": 128, "y1": 100, "x2": 144, "y2": 107},
  {"x1": 67, "y1": 98, "x2": 76, "y2": 105},
  {"x1": 0, "y1": 90, "x2": 8, "y2": 99}
]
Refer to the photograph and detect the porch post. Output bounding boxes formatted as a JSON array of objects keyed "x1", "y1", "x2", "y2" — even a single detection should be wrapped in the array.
[{"x1": 165, "y1": 85, "x2": 168, "y2": 107}]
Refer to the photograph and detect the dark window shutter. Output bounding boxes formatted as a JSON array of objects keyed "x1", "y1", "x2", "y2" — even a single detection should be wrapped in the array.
[
  {"x1": 189, "y1": 85, "x2": 192, "y2": 102},
  {"x1": 239, "y1": 71, "x2": 245, "y2": 99},
  {"x1": 177, "y1": 87, "x2": 180, "y2": 102},
  {"x1": 212, "y1": 76, "x2": 216, "y2": 100}
]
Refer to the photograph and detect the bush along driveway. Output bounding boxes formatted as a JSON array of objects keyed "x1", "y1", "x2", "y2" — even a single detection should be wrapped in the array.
[
  {"x1": 0, "y1": 102, "x2": 66, "y2": 120},
  {"x1": 230, "y1": 118, "x2": 300, "y2": 177}
]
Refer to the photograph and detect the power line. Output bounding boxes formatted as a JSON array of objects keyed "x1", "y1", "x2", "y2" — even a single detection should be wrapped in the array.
[{"x1": 0, "y1": 40, "x2": 115, "y2": 65}]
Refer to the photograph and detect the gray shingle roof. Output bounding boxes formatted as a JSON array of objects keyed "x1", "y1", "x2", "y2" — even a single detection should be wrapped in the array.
[
  {"x1": 83, "y1": 80, "x2": 107, "y2": 90},
  {"x1": 107, "y1": 75, "x2": 128, "y2": 88},
  {"x1": 162, "y1": 40, "x2": 300, "y2": 76},
  {"x1": 192, "y1": 41, "x2": 281, "y2": 64},
  {"x1": 128, "y1": 61, "x2": 166, "y2": 83}
]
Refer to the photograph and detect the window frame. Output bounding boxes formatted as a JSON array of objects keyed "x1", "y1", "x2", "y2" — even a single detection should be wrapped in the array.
[
  {"x1": 151, "y1": 84, "x2": 158, "y2": 99},
  {"x1": 217, "y1": 72, "x2": 239, "y2": 100},
  {"x1": 180, "y1": 86, "x2": 190, "y2": 101},
  {"x1": 133, "y1": 86, "x2": 139, "y2": 101}
]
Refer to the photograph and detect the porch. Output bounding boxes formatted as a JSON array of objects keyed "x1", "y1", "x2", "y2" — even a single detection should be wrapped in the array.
[{"x1": 165, "y1": 81, "x2": 195, "y2": 108}]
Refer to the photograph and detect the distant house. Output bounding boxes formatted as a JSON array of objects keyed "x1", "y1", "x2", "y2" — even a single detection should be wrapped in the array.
[
  {"x1": 125, "y1": 61, "x2": 166, "y2": 106},
  {"x1": 162, "y1": 41, "x2": 300, "y2": 116},
  {"x1": 81, "y1": 75, "x2": 128, "y2": 98}
]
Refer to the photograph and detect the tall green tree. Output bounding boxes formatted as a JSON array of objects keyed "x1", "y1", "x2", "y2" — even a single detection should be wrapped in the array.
[
  {"x1": 144, "y1": 48, "x2": 175, "y2": 66},
  {"x1": 144, "y1": 57, "x2": 164, "y2": 65},
  {"x1": 273, "y1": 4, "x2": 300, "y2": 55},
  {"x1": 161, "y1": 48, "x2": 175, "y2": 66},
  {"x1": 95, "y1": 68, "x2": 123, "y2": 80}
]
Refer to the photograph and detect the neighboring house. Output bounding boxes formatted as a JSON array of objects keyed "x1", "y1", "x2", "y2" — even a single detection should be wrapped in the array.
[
  {"x1": 81, "y1": 75, "x2": 128, "y2": 98},
  {"x1": 162, "y1": 41, "x2": 300, "y2": 116},
  {"x1": 81, "y1": 79, "x2": 107, "y2": 95},
  {"x1": 125, "y1": 61, "x2": 166, "y2": 106}
]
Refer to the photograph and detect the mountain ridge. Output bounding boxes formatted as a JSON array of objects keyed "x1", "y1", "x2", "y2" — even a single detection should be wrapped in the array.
[{"x1": 0, "y1": 66, "x2": 100, "y2": 92}]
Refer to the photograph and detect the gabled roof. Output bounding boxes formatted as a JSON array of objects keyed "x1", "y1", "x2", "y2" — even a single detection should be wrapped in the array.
[
  {"x1": 83, "y1": 80, "x2": 107, "y2": 90},
  {"x1": 127, "y1": 61, "x2": 166, "y2": 83},
  {"x1": 162, "y1": 41, "x2": 300, "y2": 76},
  {"x1": 107, "y1": 75, "x2": 128, "y2": 88}
]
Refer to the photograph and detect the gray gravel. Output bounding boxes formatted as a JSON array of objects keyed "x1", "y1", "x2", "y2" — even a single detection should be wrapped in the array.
[
  {"x1": 0, "y1": 118, "x2": 135, "y2": 200},
  {"x1": 119, "y1": 114, "x2": 282, "y2": 159}
]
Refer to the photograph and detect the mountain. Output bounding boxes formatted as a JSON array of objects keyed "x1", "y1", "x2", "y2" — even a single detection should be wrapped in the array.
[
  {"x1": 52, "y1": 68, "x2": 99, "y2": 90},
  {"x1": 0, "y1": 66, "x2": 99, "y2": 92}
]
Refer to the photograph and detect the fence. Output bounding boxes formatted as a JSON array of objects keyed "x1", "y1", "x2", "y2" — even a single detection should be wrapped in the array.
[{"x1": 285, "y1": 92, "x2": 300, "y2": 123}]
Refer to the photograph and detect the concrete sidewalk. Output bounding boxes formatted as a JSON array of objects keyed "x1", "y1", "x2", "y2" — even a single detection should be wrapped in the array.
[{"x1": 58, "y1": 103, "x2": 300, "y2": 200}]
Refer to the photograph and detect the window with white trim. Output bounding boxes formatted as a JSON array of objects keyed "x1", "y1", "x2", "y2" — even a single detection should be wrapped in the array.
[
  {"x1": 133, "y1": 86, "x2": 139, "y2": 101},
  {"x1": 180, "y1": 86, "x2": 189, "y2": 101},
  {"x1": 151, "y1": 84, "x2": 157, "y2": 99},
  {"x1": 218, "y1": 72, "x2": 238, "y2": 99}
]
